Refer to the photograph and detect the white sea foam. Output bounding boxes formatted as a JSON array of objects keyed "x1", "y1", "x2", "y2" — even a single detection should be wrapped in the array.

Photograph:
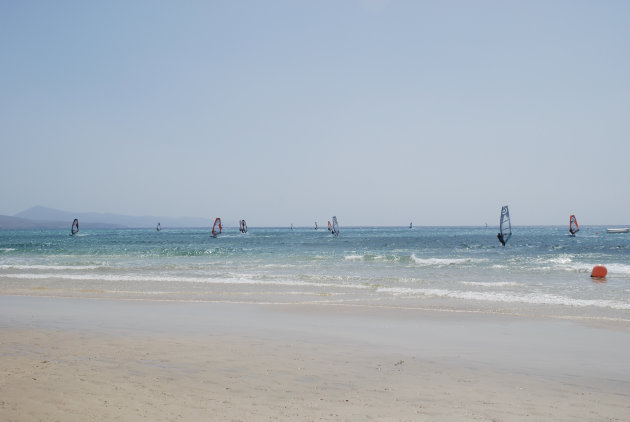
[
  {"x1": 261, "y1": 263, "x2": 296, "y2": 268},
  {"x1": 410, "y1": 255, "x2": 486, "y2": 266},
  {"x1": 376, "y1": 287, "x2": 630, "y2": 310},
  {"x1": 545, "y1": 255, "x2": 574, "y2": 265},
  {"x1": 543, "y1": 260, "x2": 630, "y2": 276},
  {"x1": 0, "y1": 248, "x2": 16, "y2": 252},
  {"x1": 0, "y1": 272, "x2": 370, "y2": 291},
  {"x1": 0, "y1": 264, "x2": 102, "y2": 271},
  {"x1": 343, "y1": 254, "x2": 394, "y2": 261},
  {"x1": 598, "y1": 263, "x2": 630, "y2": 276},
  {"x1": 460, "y1": 281, "x2": 519, "y2": 287}
]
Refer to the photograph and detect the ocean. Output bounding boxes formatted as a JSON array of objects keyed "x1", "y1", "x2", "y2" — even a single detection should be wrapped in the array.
[{"x1": 1, "y1": 226, "x2": 629, "y2": 321}]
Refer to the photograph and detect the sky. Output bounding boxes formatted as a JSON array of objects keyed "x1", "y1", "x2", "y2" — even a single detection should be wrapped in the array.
[{"x1": 1, "y1": 0, "x2": 628, "y2": 226}]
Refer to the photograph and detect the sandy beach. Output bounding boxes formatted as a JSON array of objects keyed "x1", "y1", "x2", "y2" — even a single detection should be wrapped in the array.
[{"x1": 1, "y1": 295, "x2": 629, "y2": 421}]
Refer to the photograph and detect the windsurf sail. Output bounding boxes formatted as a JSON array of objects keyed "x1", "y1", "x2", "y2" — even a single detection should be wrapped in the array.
[
  {"x1": 331, "y1": 216, "x2": 339, "y2": 237},
  {"x1": 71, "y1": 219, "x2": 79, "y2": 235},
  {"x1": 327, "y1": 221, "x2": 332, "y2": 233},
  {"x1": 409, "y1": 222, "x2": 413, "y2": 229},
  {"x1": 314, "y1": 222, "x2": 318, "y2": 230},
  {"x1": 569, "y1": 215, "x2": 579, "y2": 235},
  {"x1": 498, "y1": 205, "x2": 511, "y2": 246},
  {"x1": 157, "y1": 222, "x2": 161, "y2": 232},
  {"x1": 212, "y1": 217, "x2": 222, "y2": 237},
  {"x1": 239, "y1": 219, "x2": 247, "y2": 233}
]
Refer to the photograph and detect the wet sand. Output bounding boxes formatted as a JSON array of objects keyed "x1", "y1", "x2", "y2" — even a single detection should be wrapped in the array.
[{"x1": 1, "y1": 295, "x2": 629, "y2": 421}]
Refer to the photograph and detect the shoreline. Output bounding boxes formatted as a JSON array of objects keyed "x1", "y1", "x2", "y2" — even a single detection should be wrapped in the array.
[
  {"x1": 2, "y1": 295, "x2": 629, "y2": 421},
  {"x1": 2, "y1": 286, "x2": 630, "y2": 328}
]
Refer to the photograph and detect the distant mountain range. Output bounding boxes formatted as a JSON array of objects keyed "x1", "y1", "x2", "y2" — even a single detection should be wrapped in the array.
[{"x1": 0, "y1": 206, "x2": 209, "y2": 230}]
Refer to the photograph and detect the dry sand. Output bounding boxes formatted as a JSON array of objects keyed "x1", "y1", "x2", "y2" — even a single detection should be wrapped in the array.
[{"x1": 1, "y1": 296, "x2": 629, "y2": 421}]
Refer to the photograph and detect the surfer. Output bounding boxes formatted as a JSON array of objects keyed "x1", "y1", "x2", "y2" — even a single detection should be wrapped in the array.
[{"x1": 497, "y1": 232, "x2": 505, "y2": 246}]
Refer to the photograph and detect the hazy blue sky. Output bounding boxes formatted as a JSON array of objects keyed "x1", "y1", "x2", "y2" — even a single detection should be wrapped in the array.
[{"x1": 1, "y1": 1, "x2": 628, "y2": 226}]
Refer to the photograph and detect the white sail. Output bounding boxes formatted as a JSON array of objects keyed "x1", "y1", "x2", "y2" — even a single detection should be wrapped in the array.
[{"x1": 331, "y1": 216, "x2": 339, "y2": 237}]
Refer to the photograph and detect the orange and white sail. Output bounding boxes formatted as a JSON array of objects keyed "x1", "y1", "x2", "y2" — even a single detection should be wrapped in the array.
[{"x1": 569, "y1": 215, "x2": 579, "y2": 235}]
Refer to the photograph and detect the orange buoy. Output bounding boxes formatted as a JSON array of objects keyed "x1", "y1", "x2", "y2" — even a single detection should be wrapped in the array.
[{"x1": 591, "y1": 265, "x2": 607, "y2": 278}]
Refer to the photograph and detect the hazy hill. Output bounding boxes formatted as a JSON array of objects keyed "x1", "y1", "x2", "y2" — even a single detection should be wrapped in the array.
[
  {"x1": 0, "y1": 215, "x2": 121, "y2": 230},
  {"x1": 0, "y1": 215, "x2": 58, "y2": 230},
  {"x1": 12, "y1": 206, "x2": 208, "y2": 229}
]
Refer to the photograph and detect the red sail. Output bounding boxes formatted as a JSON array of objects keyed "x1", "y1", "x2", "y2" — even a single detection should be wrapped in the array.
[{"x1": 212, "y1": 218, "x2": 222, "y2": 237}]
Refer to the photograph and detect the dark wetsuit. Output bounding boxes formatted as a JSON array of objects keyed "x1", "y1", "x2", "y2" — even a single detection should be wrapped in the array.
[{"x1": 497, "y1": 233, "x2": 505, "y2": 246}]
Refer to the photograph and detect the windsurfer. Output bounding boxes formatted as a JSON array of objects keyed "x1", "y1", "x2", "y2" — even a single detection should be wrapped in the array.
[{"x1": 497, "y1": 233, "x2": 505, "y2": 246}]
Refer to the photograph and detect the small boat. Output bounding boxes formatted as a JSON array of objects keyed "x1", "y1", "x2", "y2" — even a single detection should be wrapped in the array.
[{"x1": 606, "y1": 228, "x2": 629, "y2": 233}]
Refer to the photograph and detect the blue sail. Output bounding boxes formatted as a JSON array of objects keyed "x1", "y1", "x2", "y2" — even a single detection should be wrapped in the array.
[
  {"x1": 499, "y1": 206, "x2": 511, "y2": 245},
  {"x1": 71, "y1": 219, "x2": 79, "y2": 236}
]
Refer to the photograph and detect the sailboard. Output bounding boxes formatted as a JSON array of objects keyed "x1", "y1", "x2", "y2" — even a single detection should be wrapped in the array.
[
  {"x1": 239, "y1": 219, "x2": 247, "y2": 233},
  {"x1": 157, "y1": 222, "x2": 161, "y2": 232},
  {"x1": 498, "y1": 206, "x2": 511, "y2": 246},
  {"x1": 212, "y1": 218, "x2": 222, "y2": 237},
  {"x1": 569, "y1": 215, "x2": 579, "y2": 235},
  {"x1": 314, "y1": 222, "x2": 318, "y2": 230},
  {"x1": 331, "y1": 216, "x2": 339, "y2": 237},
  {"x1": 409, "y1": 222, "x2": 413, "y2": 229},
  {"x1": 71, "y1": 219, "x2": 79, "y2": 236},
  {"x1": 327, "y1": 221, "x2": 332, "y2": 233}
]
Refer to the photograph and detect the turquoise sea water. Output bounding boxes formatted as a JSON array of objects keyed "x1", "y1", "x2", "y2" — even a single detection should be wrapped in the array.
[{"x1": 1, "y1": 226, "x2": 629, "y2": 321}]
